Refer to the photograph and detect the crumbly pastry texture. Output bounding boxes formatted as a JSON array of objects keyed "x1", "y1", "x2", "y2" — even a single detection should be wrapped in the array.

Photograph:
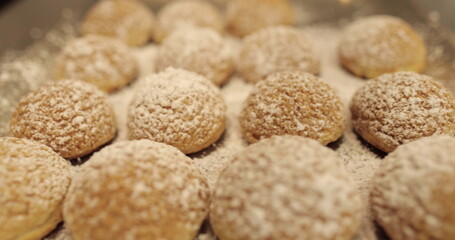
[
  {"x1": 10, "y1": 80, "x2": 117, "y2": 159},
  {"x1": 350, "y1": 72, "x2": 455, "y2": 152},
  {"x1": 0, "y1": 137, "x2": 72, "y2": 240},
  {"x1": 63, "y1": 140, "x2": 211, "y2": 240},
  {"x1": 128, "y1": 68, "x2": 226, "y2": 154},
  {"x1": 240, "y1": 71, "x2": 345, "y2": 144},
  {"x1": 211, "y1": 136, "x2": 362, "y2": 240},
  {"x1": 81, "y1": 0, "x2": 157, "y2": 46},
  {"x1": 339, "y1": 15, "x2": 426, "y2": 78},
  {"x1": 371, "y1": 136, "x2": 455, "y2": 240},
  {"x1": 156, "y1": 27, "x2": 233, "y2": 86},
  {"x1": 54, "y1": 35, "x2": 138, "y2": 93},
  {"x1": 156, "y1": 0, "x2": 224, "y2": 42},
  {"x1": 226, "y1": 0, "x2": 294, "y2": 37},
  {"x1": 237, "y1": 26, "x2": 320, "y2": 83}
]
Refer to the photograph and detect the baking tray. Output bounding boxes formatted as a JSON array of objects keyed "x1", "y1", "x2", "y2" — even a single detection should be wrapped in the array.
[{"x1": 1, "y1": 0, "x2": 455, "y2": 240}]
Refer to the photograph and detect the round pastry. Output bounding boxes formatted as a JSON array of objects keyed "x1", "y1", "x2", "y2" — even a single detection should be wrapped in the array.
[
  {"x1": 237, "y1": 26, "x2": 320, "y2": 83},
  {"x1": 54, "y1": 35, "x2": 138, "y2": 93},
  {"x1": 339, "y1": 15, "x2": 427, "y2": 78},
  {"x1": 371, "y1": 136, "x2": 455, "y2": 240},
  {"x1": 128, "y1": 68, "x2": 226, "y2": 154},
  {"x1": 156, "y1": 0, "x2": 224, "y2": 42},
  {"x1": 0, "y1": 137, "x2": 72, "y2": 240},
  {"x1": 64, "y1": 140, "x2": 210, "y2": 240},
  {"x1": 81, "y1": 0, "x2": 157, "y2": 46},
  {"x1": 156, "y1": 28, "x2": 233, "y2": 86},
  {"x1": 211, "y1": 136, "x2": 362, "y2": 240},
  {"x1": 10, "y1": 80, "x2": 117, "y2": 159},
  {"x1": 240, "y1": 71, "x2": 345, "y2": 145},
  {"x1": 350, "y1": 71, "x2": 455, "y2": 153},
  {"x1": 226, "y1": 0, "x2": 294, "y2": 37}
]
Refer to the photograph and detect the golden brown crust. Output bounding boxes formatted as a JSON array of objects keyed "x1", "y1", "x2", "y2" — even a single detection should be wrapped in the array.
[
  {"x1": 350, "y1": 72, "x2": 455, "y2": 152},
  {"x1": 156, "y1": 28, "x2": 234, "y2": 86},
  {"x1": 211, "y1": 136, "x2": 362, "y2": 240},
  {"x1": 81, "y1": 0, "x2": 157, "y2": 46},
  {"x1": 128, "y1": 68, "x2": 226, "y2": 154},
  {"x1": 226, "y1": 0, "x2": 294, "y2": 37},
  {"x1": 339, "y1": 15, "x2": 427, "y2": 79},
  {"x1": 237, "y1": 26, "x2": 320, "y2": 83},
  {"x1": 0, "y1": 137, "x2": 71, "y2": 240},
  {"x1": 64, "y1": 140, "x2": 211, "y2": 240},
  {"x1": 10, "y1": 80, "x2": 117, "y2": 159},
  {"x1": 240, "y1": 71, "x2": 345, "y2": 145},
  {"x1": 371, "y1": 136, "x2": 455, "y2": 240},
  {"x1": 156, "y1": 0, "x2": 224, "y2": 42},
  {"x1": 54, "y1": 35, "x2": 138, "y2": 93}
]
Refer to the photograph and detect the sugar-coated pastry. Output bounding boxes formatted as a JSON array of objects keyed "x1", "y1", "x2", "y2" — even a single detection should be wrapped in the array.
[
  {"x1": 240, "y1": 71, "x2": 345, "y2": 145},
  {"x1": 10, "y1": 80, "x2": 117, "y2": 158},
  {"x1": 128, "y1": 68, "x2": 226, "y2": 154},
  {"x1": 350, "y1": 72, "x2": 455, "y2": 152}
]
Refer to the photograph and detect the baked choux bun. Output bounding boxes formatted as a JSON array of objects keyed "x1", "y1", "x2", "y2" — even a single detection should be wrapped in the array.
[
  {"x1": 371, "y1": 136, "x2": 455, "y2": 240},
  {"x1": 81, "y1": 0, "x2": 157, "y2": 46},
  {"x1": 240, "y1": 71, "x2": 345, "y2": 145},
  {"x1": 237, "y1": 26, "x2": 320, "y2": 83},
  {"x1": 0, "y1": 137, "x2": 72, "y2": 240},
  {"x1": 128, "y1": 68, "x2": 226, "y2": 154},
  {"x1": 63, "y1": 140, "x2": 210, "y2": 240},
  {"x1": 54, "y1": 35, "x2": 138, "y2": 93},
  {"x1": 156, "y1": 0, "x2": 224, "y2": 42},
  {"x1": 339, "y1": 15, "x2": 427, "y2": 78},
  {"x1": 156, "y1": 27, "x2": 234, "y2": 86},
  {"x1": 226, "y1": 0, "x2": 294, "y2": 37},
  {"x1": 211, "y1": 136, "x2": 362, "y2": 240},
  {"x1": 10, "y1": 80, "x2": 117, "y2": 159},
  {"x1": 350, "y1": 72, "x2": 455, "y2": 153}
]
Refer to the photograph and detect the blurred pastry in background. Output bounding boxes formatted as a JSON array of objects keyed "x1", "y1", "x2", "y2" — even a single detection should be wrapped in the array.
[
  {"x1": 237, "y1": 26, "x2": 320, "y2": 83},
  {"x1": 156, "y1": 27, "x2": 233, "y2": 86},
  {"x1": 226, "y1": 0, "x2": 295, "y2": 37},
  {"x1": 54, "y1": 35, "x2": 138, "y2": 93},
  {"x1": 156, "y1": 0, "x2": 224, "y2": 42},
  {"x1": 81, "y1": 0, "x2": 158, "y2": 46},
  {"x1": 339, "y1": 15, "x2": 427, "y2": 78}
]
